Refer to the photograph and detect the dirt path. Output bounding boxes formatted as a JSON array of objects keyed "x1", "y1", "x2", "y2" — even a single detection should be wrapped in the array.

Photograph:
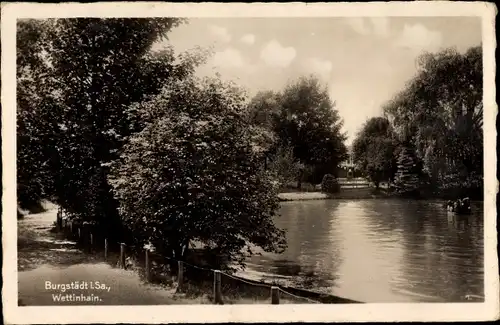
[{"x1": 17, "y1": 207, "x2": 177, "y2": 305}]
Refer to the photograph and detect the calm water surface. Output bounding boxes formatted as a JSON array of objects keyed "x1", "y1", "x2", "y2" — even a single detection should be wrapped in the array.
[{"x1": 240, "y1": 199, "x2": 484, "y2": 303}]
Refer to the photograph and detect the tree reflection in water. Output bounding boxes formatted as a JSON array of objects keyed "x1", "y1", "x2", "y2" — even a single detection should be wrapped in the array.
[
  {"x1": 242, "y1": 199, "x2": 484, "y2": 303},
  {"x1": 245, "y1": 200, "x2": 341, "y2": 293}
]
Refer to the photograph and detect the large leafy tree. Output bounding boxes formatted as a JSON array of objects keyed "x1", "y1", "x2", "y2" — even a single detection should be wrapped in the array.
[
  {"x1": 246, "y1": 90, "x2": 281, "y2": 131},
  {"x1": 383, "y1": 46, "x2": 482, "y2": 195},
  {"x1": 17, "y1": 18, "x2": 208, "y2": 232},
  {"x1": 17, "y1": 20, "x2": 56, "y2": 210},
  {"x1": 247, "y1": 76, "x2": 348, "y2": 185},
  {"x1": 108, "y1": 76, "x2": 287, "y2": 269},
  {"x1": 246, "y1": 90, "x2": 300, "y2": 187},
  {"x1": 352, "y1": 117, "x2": 398, "y2": 188},
  {"x1": 245, "y1": 90, "x2": 280, "y2": 163},
  {"x1": 278, "y1": 76, "x2": 348, "y2": 183}
]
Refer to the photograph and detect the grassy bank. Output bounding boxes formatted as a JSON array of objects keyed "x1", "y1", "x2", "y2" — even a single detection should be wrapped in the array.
[{"x1": 277, "y1": 188, "x2": 484, "y2": 202}]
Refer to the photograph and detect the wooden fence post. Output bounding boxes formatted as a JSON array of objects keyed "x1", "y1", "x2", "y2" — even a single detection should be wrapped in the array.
[
  {"x1": 213, "y1": 270, "x2": 222, "y2": 304},
  {"x1": 120, "y1": 243, "x2": 126, "y2": 269},
  {"x1": 177, "y1": 261, "x2": 184, "y2": 292},
  {"x1": 104, "y1": 238, "x2": 108, "y2": 260},
  {"x1": 271, "y1": 286, "x2": 280, "y2": 305},
  {"x1": 145, "y1": 249, "x2": 151, "y2": 282}
]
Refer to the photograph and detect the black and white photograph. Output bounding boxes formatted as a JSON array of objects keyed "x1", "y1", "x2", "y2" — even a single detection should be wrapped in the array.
[{"x1": 2, "y1": 2, "x2": 498, "y2": 323}]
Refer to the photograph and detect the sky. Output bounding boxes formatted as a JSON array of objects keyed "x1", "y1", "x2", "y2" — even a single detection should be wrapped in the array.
[{"x1": 155, "y1": 17, "x2": 482, "y2": 144}]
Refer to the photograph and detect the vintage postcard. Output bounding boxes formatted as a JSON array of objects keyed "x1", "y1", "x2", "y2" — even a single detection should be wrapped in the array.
[{"x1": 2, "y1": 1, "x2": 498, "y2": 323}]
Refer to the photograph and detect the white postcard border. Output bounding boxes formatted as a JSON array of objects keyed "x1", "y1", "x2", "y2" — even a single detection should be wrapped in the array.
[{"x1": 2, "y1": 2, "x2": 498, "y2": 323}]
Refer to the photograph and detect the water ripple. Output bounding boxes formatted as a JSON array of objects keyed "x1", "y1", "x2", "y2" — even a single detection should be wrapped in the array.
[{"x1": 243, "y1": 199, "x2": 484, "y2": 303}]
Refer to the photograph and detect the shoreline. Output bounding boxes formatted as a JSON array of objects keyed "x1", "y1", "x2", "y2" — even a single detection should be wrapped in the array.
[
  {"x1": 277, "y1": 191, "x2": 484, "y2": 202},
  {"x1": 278, "y1": 189, "x2": 390, "y2": 201}
]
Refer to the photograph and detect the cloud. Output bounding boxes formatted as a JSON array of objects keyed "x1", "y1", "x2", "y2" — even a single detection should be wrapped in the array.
[
  {"x1": 240, "y1": 34, "x2": 256, "y2": 45},
  {"x1": 303, "y1": 57, "x2": 333, "y2": 81},
  {"x1": 210, "y1": 48, "x2": 257, "y2": 75},
  {"x1": 260, "y1": 40, "x2": 297, "y2": 68},
  {"x1": 208, "y1": 25, "x2": 231, "y2": 43},
  {"x1": 395, "y1": 24, "x2": 443, "y2": 51},
  {"x1": 212, "y1": 48, "x2": 245, "y2": 68}
]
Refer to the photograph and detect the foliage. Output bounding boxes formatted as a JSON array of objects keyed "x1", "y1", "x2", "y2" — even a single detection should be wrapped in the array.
[
  {"x1": 383, "y1": 46, "x2": 483, "y2": 194},
  {"x1": 245, "y1": 90, "x2": 281, "y2": 158},
  {"x1": 16, "y1": 18, "x2": 209, "y2": 233},
  {"x1": 267, "y1": 144, "x2": 301, "y2": 188},
  {"x1": 246, "y1": 90, "x2": 281, "y2": 131},
  {"x1": 393, "y1": 145, "x2": 420, "y2": 196},
  {"x1": 352, "y1": 117, "x2": 398, "y2": 188},
  {"x1": 247, "y1": 76, "x2": 348, "y2": 184},
  {"x1": 17, "y1": 19, "x2": 59, "y2": 209},
  {"x1": 108, "y1": 76, "x2": 287, "y2": 269},
  {"x1": 278, "y1": 76, "x2": 348, "y2": 182},
  {"x1": 321, "y1": 174, "x2": 340, "y2": 194}
]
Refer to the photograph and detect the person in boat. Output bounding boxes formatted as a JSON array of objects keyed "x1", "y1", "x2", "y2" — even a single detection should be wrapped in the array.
[
  {"x1": 445, "y1": 200, "x2": 459, "y2": 212},
  {"x1": 446, "y1": 197, "x2": 471, "y2": 214}
]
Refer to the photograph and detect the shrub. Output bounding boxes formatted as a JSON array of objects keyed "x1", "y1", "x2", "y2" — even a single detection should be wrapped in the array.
[{"x1": 321, "y1": 174, "x2": 340, "y2": 193}]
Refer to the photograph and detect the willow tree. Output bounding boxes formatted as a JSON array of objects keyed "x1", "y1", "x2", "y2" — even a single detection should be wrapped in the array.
[{"x1": 383, "y1": 46, "x2": 482, "y2": 196}]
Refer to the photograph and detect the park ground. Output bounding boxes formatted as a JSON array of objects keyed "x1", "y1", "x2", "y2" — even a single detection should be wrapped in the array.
[{"x1": 18, "y1": 204, "x2": 183, "y2": 305}]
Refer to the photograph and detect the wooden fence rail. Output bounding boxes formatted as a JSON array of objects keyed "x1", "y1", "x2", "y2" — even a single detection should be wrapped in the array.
[{"x1": 60, "y1": 219, "x2": 326, "y2": 305}]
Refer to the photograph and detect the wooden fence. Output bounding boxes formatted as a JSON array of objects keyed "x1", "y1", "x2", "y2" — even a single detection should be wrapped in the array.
[{"x1": 55, "y1": 210, "x2": 351, "y2": 305}]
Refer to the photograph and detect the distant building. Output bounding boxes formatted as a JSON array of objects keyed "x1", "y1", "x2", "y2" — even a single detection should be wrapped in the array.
[
  {"x1": 337, "y1": 147, "x2": 362, "y2": 178},
  {"x1": 339, "y1": 150, "x2": 355, "y2": 169}
]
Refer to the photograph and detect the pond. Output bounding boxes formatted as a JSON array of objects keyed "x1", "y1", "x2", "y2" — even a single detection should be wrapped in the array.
[{"x1": 239, "y1": 199, "x2": 484, "y2": 303}]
